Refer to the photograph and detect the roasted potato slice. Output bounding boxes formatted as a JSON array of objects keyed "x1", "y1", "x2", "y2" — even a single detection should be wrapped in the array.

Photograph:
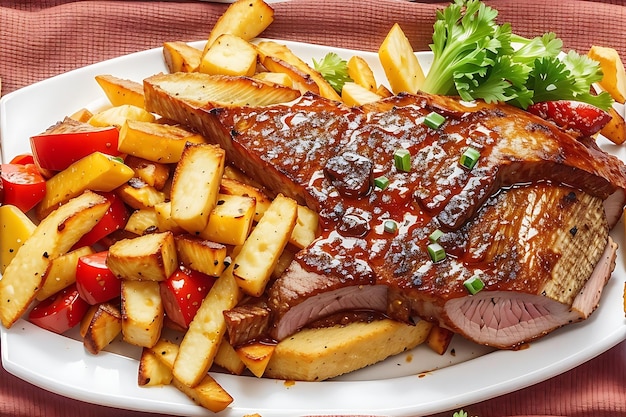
[
  {"x1": 163, "y1": 41, "x2": 202, "y2": 73},
  {"x1": 290, "y1": 204, "x2": 320, "y2": 249},
  {"x1": 124, "y1": 208, "x2": 160, "y2": 235},
  {"x1": 116, "y1": 178, "x2": 167, "y2": 210},
  {"x1": 83, "y1": 302, "x2": 123, "y2": 354},
  {"x1": 170, "y1": 143, "x2": 226, "y2": 234},
  {"x1": 173, "y1": 265, "x2": 242, "y2": 387},
  {"x1": 235, "y1": 342, "x2": 275, "y2": 378},
  {"x1": 0, "y1": 191, "x2": 110, "y2": 328},
  {"x1": 175, "y1": 234, "x2": 228, "y2": 277},
  {"x1": 588, "y1": 45, "x2": 626, "y2": 103},
  {"x1": 204, "y1": 0, "x2": 274, "y2": 51},
  {"x1": 118, "y1": 120, "x2": 206, "y2": 164},
  {"x1": 88, "y1": 104, "x2": 155, "y2": 128},
  {"x1": 200, "y1": 193, "x2": 256, "y2": 246},
  {"x1": 379, "y1": 23, "x2": 425, "y2": 94},
  {"x1": 214, "y1": 339, "x2": 246, "y2": 375},
  {"x1": 347, "y1": 55, "x2": 377, "y2": 92},
  {"x1": 233, "y1": 194, "x2": 298, "y2": 297},
  {"x1": 151, "y1": 339, "x2": 234, "y2": 412},
  {"x1": 153, "y1": 201, "x2": 185, "y2": 234},
  {"x1": 219, "y1": 177, "x2": 272, "y2": 222},
  {"x1": 37, "y1": 246, "x2": 95, "y2": 300},
  {"x1": 123, "y1": 156, "x2": 170, "y2": 191},
  {"x1": 426, "y1": 324, "x2": 455, "y2": 355},
  {"x1": 95, "y1": 74, "x2": 145, "y2": 108},
  {"x1": 341, "y1": 81, "x2": 383, "y2": 106},
  {"x1": 138, "y1": 348, "x2": 174, "y2": 386},
  {"x1": 107, "y1": 231, "x2": 178, "y2": 281},
  {"x1": 121, "y1": 279, "x2": 164, "y2": 347},
  {"x1": 199, "y1": 34, "x2": 258, "y2": 77}
]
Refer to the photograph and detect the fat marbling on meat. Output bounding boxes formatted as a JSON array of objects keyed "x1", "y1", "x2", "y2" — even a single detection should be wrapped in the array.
[{"x1": 144, "y1": 73, "x2": 626, "y2": 349}]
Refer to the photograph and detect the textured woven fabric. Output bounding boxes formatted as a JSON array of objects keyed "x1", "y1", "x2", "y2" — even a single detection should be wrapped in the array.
[{"x1": 1, "y1": 1, "x2": 625, "y2": 416}]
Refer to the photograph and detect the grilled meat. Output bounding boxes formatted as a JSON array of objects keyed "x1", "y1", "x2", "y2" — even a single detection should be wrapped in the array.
[{"x1": 144, "y1": 73, "x2": 626, "y2": 348}]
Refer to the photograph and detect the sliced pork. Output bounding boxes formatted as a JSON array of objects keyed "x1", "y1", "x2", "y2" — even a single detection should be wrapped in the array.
[{"x1": 144, "y1": 74, "x2": 626, "y2": 348}]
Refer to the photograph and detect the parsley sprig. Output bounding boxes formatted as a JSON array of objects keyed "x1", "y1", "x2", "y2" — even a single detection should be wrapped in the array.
[
  {"x1": 312, "y1": 52, "x2": 352, "y2": 94},
  {"x1": 421, "y1": 0, "x2": 613, "y2": 110}
]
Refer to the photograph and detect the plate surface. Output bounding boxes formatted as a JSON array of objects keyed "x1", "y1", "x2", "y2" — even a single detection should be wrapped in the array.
[{"x1": 1, "y1": 40, "x2": 626, "y2": 417}]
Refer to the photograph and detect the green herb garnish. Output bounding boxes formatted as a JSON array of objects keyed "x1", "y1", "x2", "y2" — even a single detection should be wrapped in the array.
[
  {"x1": 464, "y1": 276, "x2": 485, "y2": 295},
  {"x1": 420, "y1": 0, "x2": 612, "y2": 110},
  {"x1": 424, "y1": 111, "x2": 447, "y2": 129},
  {"x1": 374, "y1": 176, "x2": 390, "y2": 190},
  {"x1": 429, "y1": 229, "x2": 444, "y2": 243},
  {"x1": 427, "y1": 243, "x2": 446, "y2": 262},
  {"x1": 312, "y1": 52, "x2": 352, "y2": 94},
  {"x1": 384, "y1": 220, "x2": 398, "y2": 234},
  {"x1": 393, "y1": 148, "x2": 411, "y2": 172},
  {"x1": 459, "y1": 147, "x2": 480, "y2": 170}
]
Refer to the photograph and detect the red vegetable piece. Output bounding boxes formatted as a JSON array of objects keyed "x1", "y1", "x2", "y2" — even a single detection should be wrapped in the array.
[
  {"x1": 160, "y1": 265, "x2": 217, "y2": 329},
  {"x1": 75, "y1": 251, "x2": 121, "y2": 305},
  {"x1": 30, "y1": 124, "x2": 120, "y2": 171},
  {"x1": 73, "y1": 192, "x2": 130, "y2": 249},
  {"x1": 28, "y1": 283, "x2": 90, "y2": 334},
  {"x1": 9, "y1": 153, "x2": 35, "y2": 165},
  {"x1": 0, "y1": 163, "x2": 47, "y2": 212},
  {"x1": 527, "y1": 100, "x2": 612, "y2": 138}
]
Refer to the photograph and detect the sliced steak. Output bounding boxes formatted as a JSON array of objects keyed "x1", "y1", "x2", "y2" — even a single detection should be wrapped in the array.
[{"x1": 144, "y1": 74, "x2": 626, "y2": 348}]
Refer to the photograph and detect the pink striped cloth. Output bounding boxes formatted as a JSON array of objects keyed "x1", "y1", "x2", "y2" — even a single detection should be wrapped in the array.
[{"x1": 1, "y1": 1, "x2": 625, "y2": 416}]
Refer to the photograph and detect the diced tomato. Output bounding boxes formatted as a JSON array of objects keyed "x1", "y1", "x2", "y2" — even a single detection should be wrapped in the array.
[
  {"x1": 9, "y1": 153, "x2": 35, "y2": 165},
  {"x1": 73, "y1": 192, "x2": 130, "y2": 249},
  {"x1": 30, "y1": 125, "x2": 120, "y2": 171},
  {"x1": 0, "y1": 163, "x2": 47, "y2": 212},
  {"x1": 75, "y1": 251, "x2": 121, "y2": 305},
  {"x1": 527, "y1": 100, "x2": 612, "y2": 138},
  {"x1": 160, "y1": 265, "x2": 217, "y2": 329},
  {"x1": 28, "y1": 283, "x2": 90, "y2": 334}
]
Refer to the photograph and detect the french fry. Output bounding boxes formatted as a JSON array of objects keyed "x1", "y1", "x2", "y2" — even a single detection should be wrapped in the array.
[
  {"x1": 37, "y1": 246, "x2": 95, "y2": 300},
  {"x1": 107, "y1": 231, "x2": 178, "y2": 281},
  {"x1": 200, "y1": 193, "x2": 256, "y2": 246},
  {"x1": 83, "y1": 302, "x2": 123, "y2": 354},
  {"x1": 118, "y1": 120, "x2": 206, "y2": 164},
  {"x1": 204, "y1": 0, "x2": 274, "y2": 51},
  {"x1": 95, "y1": 74, "x2": 145, "y2": 108},
  {"x1": 232, "y1": 194, "x2": 298, "y2": 297},
  {"x1": 175, "y1": 234, "x2": 229, "y2": 277},
  {"x1": 163, "y1": 41, "x2": 202, "y2": 73},
  {"x1": 379, "y1": 23, "x2": 425, "y2": 94},
  {"x1": 0, "y1": 204, "x2": 36, "y2": 274},
  {"x1": 235, "y1": 342, "x2": 276, "y2": 378},
  {"x1": 170, "y1": 143, "x2": 226, "y2": 234},
  {"x1": 199, "y1": 34, "x2": 258, "y2": 77},
  {"x1": 0, "y1": 191, "x2": 110, "y2": 328},
  {"x1": 121, "y1": 279, "x2": 164, "y2": 347},
  {"x1": 36, "y1": 152, "x2": 134, "y2": 219},
  {"x1": 173, "y1": 265, "x2": 242, "y2": 387},
  {"x1": 150, "y1": 339, "x2": 234, "y2": 412},
  {"x1": 138, "y1": 348, "x2": 174, "y2": 386}
]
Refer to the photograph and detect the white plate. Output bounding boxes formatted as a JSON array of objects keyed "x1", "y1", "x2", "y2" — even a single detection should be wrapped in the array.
[{"x1": 1, "y1": 40, "x2": 626, "y2": 417}]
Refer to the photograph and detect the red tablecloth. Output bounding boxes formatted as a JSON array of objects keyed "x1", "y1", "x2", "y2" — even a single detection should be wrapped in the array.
[{"x1": 1, "y1": 1, "x2": 625, "y2": 416}]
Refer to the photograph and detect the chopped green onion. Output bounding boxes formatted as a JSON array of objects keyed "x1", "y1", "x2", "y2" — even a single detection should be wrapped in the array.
[
  {"x1": 109, "y1": 156, "x2": 125, "y2": 164},
  {"x1": 374, "y1": 176, "x2": 390, "y2": 190},
  {"x1": 464, "y1": 275, "x2": 485, "y2": 295},
  {"x1": 428, "y1": 229, "x2": 444, "y2": 243},
  {"x1": 459, "y1": 147, "x2": 480, "y2": 170},
  {"x1": 427, "y1": 243, "x2": 446, "y2": 263},
  {"x1": 393, "y1": 148, "x2": 411, "y2": 172},
  {"x1": 423, "y1": 111, "x2": 447, "y2": 129},
  {"x1": 383, "y1": 220, "x2": 398, "y2": 234}
]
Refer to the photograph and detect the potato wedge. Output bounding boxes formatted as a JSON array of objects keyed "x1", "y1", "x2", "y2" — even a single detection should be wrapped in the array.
[
  {"x1": 124, "y1": 208, "x2": 160, "y2": 235},
  {"x1": 83, "y1": 302, "x2": 123, "y2": 354},
  {"x1": 121, "y1": 279, "x2": 164, "y2": 347},
  {"x1": 426, "y1": 324, "x2": 455, "y2": 355},
  {"x1": 204, "y1": 0, "x2": 274, "y2": 51},
  {"x1": 170, "y1": 143, "x2": 226, "y2": 234},
  {"x1": 214, "y1": 339, "x2": 245, "y2": 375},
  {"x1": 200, "y1": 193, "x2": 256, "y2": 246},
  {"x1": 175, "y1": 234, "x2": 228, "y2": 277},
  {"x1": 36, "y1": 152, "x2": 134, "y2": 219},
  {"x1": 588, "y1": 45, "x2": 626, "y2": 103},
  {"x1": 253, "y1": 71, "x2": 294, "y2": 88},
  {"x1": 233, "y1": 194, "x2": 297, "y2": 297},
  {"x1": 107, "y1": 231, "x2": 178, "y2": 281},
  {"x1": 95, "y1": 74, "x2": 145, "y2": 108},
  {"x1": 116, "y1": 178, "x2": 167, "y2": 210},
  {"x1": 600, "y1": 104, "x2": 626, "y2": 145},
  {"x1": 163, "y1": 41, "x2": 202, "y2": 73},
  {"x1": 379, "y1": 23, "x2": 425, "y2": 94},
  {"x1": 219, "y1": 177, "x2": 272, "y2": 222},
  {"x1": 88, "y1": 104, "x2": 155, "y2": 128},
  {"x1": 37, "y1": 246, "x2": 95, "y2": 300},
  {"x1": 341, "y1": 81, "x2": 383, "y2": 106},
  {"x1": 69, "y1": 108, "x2": 93, "y2": 123},
  {"x1": 0, "y1": 204, "x2": 36, "y2": 274},
  {"x1": 138, "y1": 348, "x2": 174, "y2": 386},
  {"x1": 236, "y1": 342, "x2": 275, "y2": 378},
  {"x1": 0, "y1": 191, "x2": 110, "y2": 328},
  {"x1": 118, "y1": 120, "x2": 206, "y2": 164},
  {"x1": 151, "y1": 339, "x2": 234, "y2": 412},
  {"x1": 173, "y1": 265, "x2": 242, "y2": 387},
  {"x1": 153, "y1": 201, "x2": 185, "y2": 234},
  {"x1": 124, "y1": 156, "x2": 170, "y2": 191},
  {"x1": 199, "y1": 34, "x2": 258, "y2": 77},
  {"x1": 265, "y1": 319, "x2": 433, "y2": 381},
  {"x1": 290, "y1": 204, "x2": 320, "y2": 249},
  {"x1": 347, "y1": 55, "x2": 377, "y2": 92}
]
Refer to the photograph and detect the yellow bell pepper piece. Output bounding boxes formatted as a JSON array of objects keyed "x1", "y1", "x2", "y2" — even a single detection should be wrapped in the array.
[{"x1": 0, "y1": 205, "x2": 37, "y2": 274}]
